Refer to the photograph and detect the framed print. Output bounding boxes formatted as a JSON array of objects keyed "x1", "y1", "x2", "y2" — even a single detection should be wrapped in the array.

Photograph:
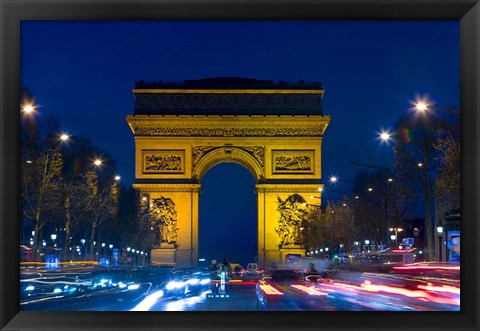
[{"x1": 1, "y1": 0, "x2": 479, "y2": 331}]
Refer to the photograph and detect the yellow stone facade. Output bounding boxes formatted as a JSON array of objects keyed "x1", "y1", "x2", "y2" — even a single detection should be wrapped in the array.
[{"x1": 126, "y1": 80, "x2": 330, "y2": 267}]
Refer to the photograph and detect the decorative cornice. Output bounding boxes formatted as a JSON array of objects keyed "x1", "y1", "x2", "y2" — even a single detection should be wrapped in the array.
[
  {"x1": 255, "y1": 184, "x2": 324, "y2": 193},
  {"x1": 129, "y1": 125, "x2": 327, "y2": 137},
  {"x1": 133, "y1": 183, "x2": 201, "y2": 192},
  {"x1": 126, "y1": 115, "x2": 330, "y2": 137}
]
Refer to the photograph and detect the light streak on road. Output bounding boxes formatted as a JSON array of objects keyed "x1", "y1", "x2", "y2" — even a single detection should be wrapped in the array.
[
  {"x1": 20, "y1": 295, "x2": 65, "y2": 305},
  {"x1": 291, "y1": 285, "x2": 328, "y2": 296},
  {"x1": 259, "y1": 284, "x2": 283, "y2": 295},
  {"x1": 393, "y1": 265, "x2": 460, "y2": 271},
  {"x1": 164, "y1": 291, "x2": 210, "y2": 311},
  {"x1": 319, "y1": 280, "x2": 459, "y2": 307},
  {"x1": 359, "y1": 281, "x2": 460, "y2": 306},
  {"x1": 20, "y1": 278, "x2": 92, "y2": 286},
  {"x1": 130, "y1": 290, "x2": 164, "y2": 311},
  {"x1": 417, "y1": 283, "x2": 460, "y2": 295}
]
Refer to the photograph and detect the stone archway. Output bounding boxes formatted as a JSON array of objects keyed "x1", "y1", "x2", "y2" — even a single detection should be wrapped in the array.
[
  {"x1": 126, "y1": 78, "x2": 330, "y2": 267},
  {"x1": 192, "y1": 146, "x2": 264, "y2": 182}
]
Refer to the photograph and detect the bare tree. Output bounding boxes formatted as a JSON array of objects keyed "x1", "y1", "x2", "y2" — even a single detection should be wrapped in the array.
[
  {"x1": 393, "y1": 114, "x2": 443, "y2": 261},
  {"x1": 21, "y1": 116, "x2": 64, "y2": 261},
  {"x1": 79, "y1": 171, "x2": 119, "y2": 260},
  {"x1": 433, "y1": 125, "x2": 460, "y2": 198}
]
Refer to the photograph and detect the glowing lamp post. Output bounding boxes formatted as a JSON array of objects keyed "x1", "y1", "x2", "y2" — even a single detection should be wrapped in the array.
[
  {"x1": 80, "y1": 239, "x2": 86, "y2": 260},
  {"x1": 437, "y1": 225, "x2": 444, "y2": 262},
  {"x1": 22, "y1": 104, "x2": 36, "y2": 114},
  {"x1": 389, "y1": 228, "x2": 403, "y2": 247},
  {"x1": 51, "y1": 234, "x2": 57, "y2": 247}
]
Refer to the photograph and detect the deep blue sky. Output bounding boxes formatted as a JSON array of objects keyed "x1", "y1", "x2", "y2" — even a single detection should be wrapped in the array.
[{"x1": 21, "y1": 20, "x2": 459, "y2": 265}]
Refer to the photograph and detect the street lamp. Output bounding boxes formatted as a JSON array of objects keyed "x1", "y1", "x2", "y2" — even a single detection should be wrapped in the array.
[
  {"x1": 436, "y1": 225, "x2": 444, "y2": 262},
  {"x1": 80, "y1": 239, "x2": 86, "y2": 260},
  {"x1": 413, "y1": 97, "x2": 460, "y2": 115},
  {"x1": 379, "y1": 130, "x2": 392, "y2": 143},
  {"x1": 93, "y1": 159, "x2": 102, "y2": 166},
  {"x1": 21, "y1": 103, "x2": 36, "y2": 115},
  {"x1": 51, "y1": 234, "x2": 57, "y2": 247},
  {"x1": 389, "y1": 227, "x2": 403, "y2": 247}
]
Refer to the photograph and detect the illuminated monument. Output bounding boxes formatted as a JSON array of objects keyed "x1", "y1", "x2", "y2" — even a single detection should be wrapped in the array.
[{"x1": 126, "y1": 78, "x2": 330, "y2": 267}]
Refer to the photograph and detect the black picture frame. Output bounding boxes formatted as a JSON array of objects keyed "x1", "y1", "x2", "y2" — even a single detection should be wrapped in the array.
[{"x1": 1, "y1": 0, "x2": 478, "y2": 330}]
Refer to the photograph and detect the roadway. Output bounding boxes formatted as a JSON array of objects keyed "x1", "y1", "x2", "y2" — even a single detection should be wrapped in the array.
[{"x1": 19, "y1": 264, "x2": 460, "y2": 311}]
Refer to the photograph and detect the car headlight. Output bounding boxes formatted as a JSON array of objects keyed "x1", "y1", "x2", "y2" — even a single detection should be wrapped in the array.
[
  {"x1": 166, "y1": 281, "x2": 184, "y2": 290},
  {"x1": 186, "y1": 278, "x2": 200, "y2": 285}
]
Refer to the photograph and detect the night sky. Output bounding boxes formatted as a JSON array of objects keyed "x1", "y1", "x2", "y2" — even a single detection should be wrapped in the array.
[{"x1": 21, "y1": 20, "x2": 459, "y2": 266}]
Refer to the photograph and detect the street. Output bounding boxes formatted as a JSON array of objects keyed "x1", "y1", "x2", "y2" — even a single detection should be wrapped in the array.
[{"x1": 19, "y1": 264, "x2": 460, "y2": 311}]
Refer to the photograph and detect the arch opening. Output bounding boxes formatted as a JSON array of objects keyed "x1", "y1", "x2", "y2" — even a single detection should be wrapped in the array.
[{"x1": 198, "y1": 162, "x2": 257, "y2": 267}]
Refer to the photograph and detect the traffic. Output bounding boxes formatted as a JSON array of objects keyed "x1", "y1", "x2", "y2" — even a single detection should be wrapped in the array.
[{"x1": 19, "y1": 256, "x2": 460, "y2": 311}]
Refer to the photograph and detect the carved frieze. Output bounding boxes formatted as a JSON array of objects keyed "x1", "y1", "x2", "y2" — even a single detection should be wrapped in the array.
[
  {"x1": 133, "y1": 126, "x2": 323, "y2": 137},
  {"x1": 143, "y1": 150, "x2": 185, "y2": 174},
  {"x1": 272, "y1": 150, "x2": 315, "y2": 174},
  {"x1": 192, "y1": 145, "x2": 264, "y2": 169}
]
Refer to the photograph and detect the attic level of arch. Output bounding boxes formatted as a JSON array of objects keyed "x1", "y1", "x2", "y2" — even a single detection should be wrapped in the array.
[{"x1": 132, "y1": 78, "x2": 325, "y2": 116}]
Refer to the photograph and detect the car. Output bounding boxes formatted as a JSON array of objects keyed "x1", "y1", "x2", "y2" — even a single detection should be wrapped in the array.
[
  {"x1": 245, "y1": 263, "x2": 262, "y2": 279},
  {"x1": 166, "y1": 267, "x2": 211, "y2": 297},
  {"x1": 256, "y1": 268, "x2": 327, "y2": 311},
  {"x1": 161, "y1": 270, "x2": 188, "y2": 298},
  {"x1": 246, "y1": 263, "x2": 258, "y2": 274}
]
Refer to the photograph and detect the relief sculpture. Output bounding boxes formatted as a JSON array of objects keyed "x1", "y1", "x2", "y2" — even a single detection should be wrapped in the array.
[
  {"x1": 149, "y1": 196, "x2": 178, "y2": 247},
  {"x1": 272, "y1": 150, "x2": 314, "y2": 173},
  {"x1": 275, "y1": 155, "x2": 311, "y2": 171},
  {"x1": 275, "y1": 194, "x2": 307, "y2": 246},
  {"x1": 144, "y1": 151, "x2": 184, "y2": 173}
]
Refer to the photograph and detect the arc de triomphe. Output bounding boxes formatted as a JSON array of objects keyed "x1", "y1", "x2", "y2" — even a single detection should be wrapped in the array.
[{"x1": 126, "y1": 78, "x2": 330, "y2": 267}]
